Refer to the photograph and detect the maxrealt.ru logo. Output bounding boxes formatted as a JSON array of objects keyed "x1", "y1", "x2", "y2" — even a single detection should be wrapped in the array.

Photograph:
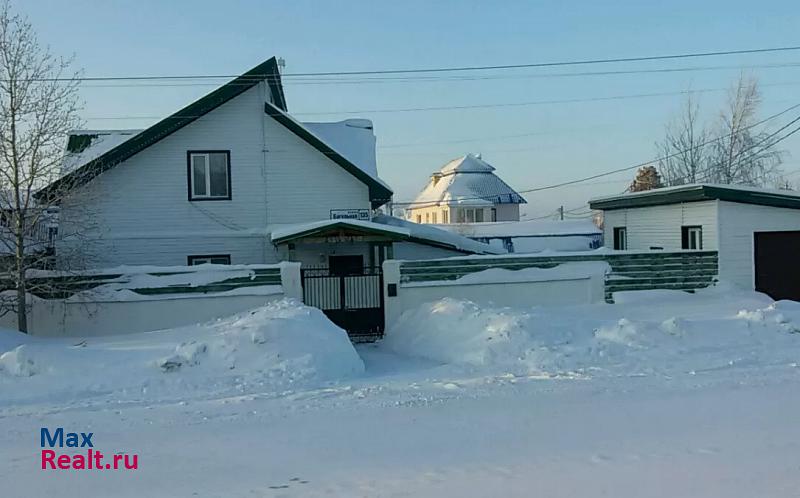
[{"x1": 40, "y1": 428, "x2": 139, "y2": 470}]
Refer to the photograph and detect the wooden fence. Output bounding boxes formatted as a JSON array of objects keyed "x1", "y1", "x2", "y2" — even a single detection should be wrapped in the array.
[{"x1": 397, "y1": 250, "x2": 719, "y2": 303}]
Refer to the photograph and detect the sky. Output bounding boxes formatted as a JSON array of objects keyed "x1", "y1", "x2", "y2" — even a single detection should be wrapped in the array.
[{"x1": 19, "y1": 0, "x2": 800, "y2": 219}]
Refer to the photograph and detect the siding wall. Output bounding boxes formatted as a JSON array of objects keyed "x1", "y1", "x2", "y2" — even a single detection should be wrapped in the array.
[
  {"x1": 58, "y1": 82, "x2": 374, "y2": 268},
  {"x1": 602, "y1": 201, "x2": 718, "y2": 251},
  {"x1": 716, "y1": 201, "x2": 800, "y2": 289}
]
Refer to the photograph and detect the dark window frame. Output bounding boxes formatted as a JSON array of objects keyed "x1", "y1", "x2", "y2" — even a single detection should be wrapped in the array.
[
  {"x1": 187, "y1": 150, "x2": 232, "y2": 201},
  {"x1": 187, "y1": 254, "x2": 232, "y2": 266},
  {"x1": 613, "y1": 226, "x2": 627, "y2": 250},
  {"x1": 681, "y1": 225, "x2": 703, "y2": 250}
]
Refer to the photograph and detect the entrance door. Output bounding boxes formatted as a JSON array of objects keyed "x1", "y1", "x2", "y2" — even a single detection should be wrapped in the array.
[
  {"x1": 301, "y1": 264, "x2": 384, "y2": 340},
  {"x1": 754, "y1": 231, "x2": 800, "y2": 301}
]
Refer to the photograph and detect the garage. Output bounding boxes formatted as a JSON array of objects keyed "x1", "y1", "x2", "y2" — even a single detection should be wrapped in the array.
[{"x1": 754, "y1": 231, "x2": 800, "y2": 301}]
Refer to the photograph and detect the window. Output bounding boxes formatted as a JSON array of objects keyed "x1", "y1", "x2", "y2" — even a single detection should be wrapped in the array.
[
  {"x1": 457, "y1": 208, "x2": 466, "y2": 223},
  {"x1": 432, "y1": 212, "x2": 438, "y2": 224},
  {"x1": 442, "y1": 210, "x2": 449, "y2": 224},
  {"x1": 491, "y1": 208, "x2": 497, "y2": 222},
  {"x1": 475, "y1": 209, "x2": 484, "y2": 223},
  {"x1": 188, "y1": 151, "x2": 231, "y2": 200},
  {"x1": 466, "y1": 209, "x2": 475, "y2": 223},
  {"x1": 682, "y1": 226, "x2": 703, "y2": 250},
  {"x1": 613, "y1": 227, "x2": 627, "y2": 250},
  {"x1": 416, "y1": 214, "x2": 422, "y2": 223},
  {"x1": 425, "y1": 212, "x2": 430, "y2": 223},
  {"x1": 188, "y1": 254, "x2": 231, "y2": 265}
]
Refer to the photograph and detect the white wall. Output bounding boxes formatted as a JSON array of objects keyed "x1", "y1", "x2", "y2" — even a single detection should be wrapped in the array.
[
  {"x1": 58, "y1": 81, "x2": 375, "y2": 268},
  {"x1": 0, "y1": 263, "x2": 304, "y2": 337},
  {"x1": 4, "y1": 292, "x2": 285, "y2": 337},
  {"x1": 602, "y1": 201, "x2": 718, "y2": 250},
  {"x1": 717, "y1": 201, "x2": 800, "y2": 289},
  {"x1": 392, "y1": 241, "x2": 468, "y2": 260},
  {"x1": 494, "y1": 203, "x2": 520, "y2": 222},
  {"x1": 383, "y1": 260, "x2": 606, "y2": 329}
]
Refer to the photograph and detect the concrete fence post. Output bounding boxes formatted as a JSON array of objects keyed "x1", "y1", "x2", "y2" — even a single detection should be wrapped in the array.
[
  {"x1": 382, "y1": 260, "x2": 402, "y2": 331},
  {"x1": 279, "y1": 262, "x2": 303, "y2": 300}
]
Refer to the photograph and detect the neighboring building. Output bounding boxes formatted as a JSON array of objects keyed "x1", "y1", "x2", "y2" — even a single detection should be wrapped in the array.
[
  {"x1": 437, "y1": 219, "x2": 602, "y2": 253},
  {"x1": 406, "y1": 153, "x2": 526, "y2": 225},
  {"x1": 37, "y1": 57, "x2": 499, "y2": 271},
  {"x1": 589, "y1": 184, "x2": 800, "y2": 300}
]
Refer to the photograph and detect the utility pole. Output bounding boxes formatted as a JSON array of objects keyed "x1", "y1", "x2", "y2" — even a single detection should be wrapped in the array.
[{"x1": 558, "y1": 205, "x2": 564, "y2": 220}]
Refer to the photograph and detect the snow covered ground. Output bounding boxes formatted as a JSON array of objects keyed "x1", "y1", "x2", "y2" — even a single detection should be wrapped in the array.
[{"x1": 1, "y1": 290, "x2": 799, "y2": 497}]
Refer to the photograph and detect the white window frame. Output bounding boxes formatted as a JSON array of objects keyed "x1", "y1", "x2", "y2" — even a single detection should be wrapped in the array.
[
  {"x1": 187, "y1": 254, "x2": 231, "y2": 266},
  {"x1": 682, "y1": 226, "x2": 703, "y2": 250},
  {"x1": 188, "y1": 151, "x2": 230, "y2": 200}
]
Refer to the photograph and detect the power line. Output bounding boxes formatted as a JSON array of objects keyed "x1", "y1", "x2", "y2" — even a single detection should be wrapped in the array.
[
  {"x1": 83, "y1": 81, "x2": 800, "y2": 122},
  {"x1": 76, "y1": 61, "x2": 800, "y2": 88},
  {"x1": 394, "y1": 102, "x2": 800, "y2": 207},
  {"x1": 16, "y1": 45, "x2": 800, "y2": 82}
]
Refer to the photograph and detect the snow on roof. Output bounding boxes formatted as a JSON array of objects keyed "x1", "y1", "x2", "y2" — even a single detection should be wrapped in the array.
[
  {"x1": 412, "y1": 153, "x2": 526, "y2": 207},
  {"x1": 589, "y1": 183, "x2": 800, "y2": 211},
  {"x1": 62, "y1": 129, "x2": 143, "y2": 174},
  {"x1": 303, "y1": 119, "x2": 379, "y2": 180},
  {"x1": 270, "y1": 216, "x2": 503, "y2": 255},
  {"x1": 270, "y1": 219, "x2": 410, "y2": 243},
  {"x1": 436, "y1": 219, "x2": 601, "y2": 238},
  {"x1": 372, "y1": 215, "x2": 506, "y2": 255}
]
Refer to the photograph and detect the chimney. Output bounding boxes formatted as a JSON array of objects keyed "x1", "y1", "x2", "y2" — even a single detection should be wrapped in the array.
[{"x1": 431, "y1": 172, "x2": 443, "y2": 186}]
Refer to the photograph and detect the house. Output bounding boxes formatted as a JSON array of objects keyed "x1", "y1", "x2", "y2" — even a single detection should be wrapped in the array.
[
  {"x1": 436, "y1": 219, "x2": 602, "y2": 253},
  {"x1": 405, "y1": 153, "x2": 526, "y2": 224},
  {"x1": 589, "y1": 184, "x2": 800, "y2": 300},
  {"x1": 37, "y1": 57, "x2": 500, "y2": 272}
]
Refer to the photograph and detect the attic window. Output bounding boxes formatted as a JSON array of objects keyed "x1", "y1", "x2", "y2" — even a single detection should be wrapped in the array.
[{"x1": 188, "y1": 151, "x2": 231, "y2": 200}]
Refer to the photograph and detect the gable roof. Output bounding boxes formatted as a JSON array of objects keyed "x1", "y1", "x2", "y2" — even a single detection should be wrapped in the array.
[
  {"x1": 36, "y1": 57, "x2": 287, "y2": 201},
  {"x1": 264, "y1": 101, "x2": 393, "y2": 208},
  {"x1": 412, "y1": 153, "x2": 526, "y2": 208},
  {"x1": 589, "y1": 183, "x2": 800, "y2": 211}
]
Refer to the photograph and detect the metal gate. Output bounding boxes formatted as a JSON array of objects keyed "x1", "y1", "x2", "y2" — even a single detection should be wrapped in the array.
[{"x1": 301, "y1": 266, "x2": 384, "y2": 340}]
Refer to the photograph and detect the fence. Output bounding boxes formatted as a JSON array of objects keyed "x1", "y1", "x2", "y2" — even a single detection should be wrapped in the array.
[
  {"x1": 0, "y1": 262, "x2": 303, "y2": 337},
  {"x1": 383, "y1": 250, "x2": 719, "y2": 328}
]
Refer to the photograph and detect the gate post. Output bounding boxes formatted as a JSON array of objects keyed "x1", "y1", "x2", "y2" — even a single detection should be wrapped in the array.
[
  {"x1": 382, "y1": 260, "x2": 401, "y2": 331},
  {"x1": 279, "y1": 262, "x2": 303, "y2": 300}
]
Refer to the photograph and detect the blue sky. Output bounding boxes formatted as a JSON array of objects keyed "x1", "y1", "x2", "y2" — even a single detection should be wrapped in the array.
[{"x1": 22, "y1": 0, "x2": 800, "y2": 217}]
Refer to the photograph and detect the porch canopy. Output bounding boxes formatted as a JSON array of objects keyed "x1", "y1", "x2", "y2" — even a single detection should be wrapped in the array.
[{"x1": 271, "y1": 219, "x2": 410, "y2": 245}]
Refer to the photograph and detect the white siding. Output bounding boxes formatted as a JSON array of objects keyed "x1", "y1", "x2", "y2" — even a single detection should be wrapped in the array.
[
  {"x1": 717, "y1": 201, "x2": 800, "y2": 289},
  {"x1": 263, "y1": 114, "x2": 370, "y2": 226},
  {"x1": 602, "y1": 201, "x2": 718, "y2": 251},
  {"x1": 494, "y1": 204, "x2": 520, "y2": 222},
  {"x1": 58, "y1": 82, "x2": 375, "y2": 268}
]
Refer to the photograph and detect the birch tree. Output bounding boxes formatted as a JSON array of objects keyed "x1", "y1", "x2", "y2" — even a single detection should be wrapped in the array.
[
  {"x1": 0, "y1": 1, "x2": 81, "y2": 332},
  {"x1": 656, "y1": 93, "x2": 709, "y2": 186},
  {"x1": 707, "y1": 74, "x2": 784, "y2": 185}
]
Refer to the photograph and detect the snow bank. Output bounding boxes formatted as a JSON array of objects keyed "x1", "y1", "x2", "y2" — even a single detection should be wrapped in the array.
[
  {"x1": 383, "y1": 291, "x2": 800, "y2": 377},
  {"x1": 0, "y1": 299, "x2": 364, "y2": 405}
]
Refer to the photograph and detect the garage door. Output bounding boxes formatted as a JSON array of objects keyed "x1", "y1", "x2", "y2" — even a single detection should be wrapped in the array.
[{"x1": 754, "y1": 231, "x2": 800, "y2": 301}]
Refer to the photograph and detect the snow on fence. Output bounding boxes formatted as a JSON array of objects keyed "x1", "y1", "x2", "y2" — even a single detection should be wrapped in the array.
[
  {"x1": 383, "y1": 250, "x2": 719, "y2": 328},
  {"x1": 0, "y1": 263, "x2": 303, "y2": 337}
]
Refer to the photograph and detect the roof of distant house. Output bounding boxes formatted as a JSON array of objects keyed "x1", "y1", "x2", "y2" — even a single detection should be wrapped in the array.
[
  {"x1": 411, "y1": 153, "x2": 526, "y2": 208},
  {"x1": 435, "y1": 219, "x2": 601, "y2": 238},
  {"x1": 589, "y1": 183, "x2": 800, "y2": 211}
]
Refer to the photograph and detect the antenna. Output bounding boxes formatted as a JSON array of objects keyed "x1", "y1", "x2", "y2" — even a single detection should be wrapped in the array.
[{"x1": 277, "y1": 57, "x2": 286, "y2": 71}]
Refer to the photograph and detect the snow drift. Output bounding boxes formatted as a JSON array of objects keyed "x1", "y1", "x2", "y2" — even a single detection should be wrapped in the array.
[
  {"x1": 0, "y1": 299, "x2": 364, "y2": 405},
  {"x1": 383, "y1": 290, "x2": 800, "y2": 377}
]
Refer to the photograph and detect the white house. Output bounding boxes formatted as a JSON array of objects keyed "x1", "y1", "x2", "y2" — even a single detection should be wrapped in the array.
[
  {"x1": 38, "y1": 57, "x2": 500, "y2": 272},
  {"x1": 589, "y1": 184, "x2": 800, "y2": 301},
  {"x1": 405, "y1": 153, "x2": 526, "y2": 224}
]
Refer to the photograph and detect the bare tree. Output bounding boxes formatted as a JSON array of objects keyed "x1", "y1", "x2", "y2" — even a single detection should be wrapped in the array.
[
  {"x1": 706, "y1": 74, "x2": 784, "y2": 185},
  {"x1": 656, "y1": 93, "x2": 709, "y2": 186},
  {"x1": 0, "y1": 1, "x2": 81, "y2": 332}
]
